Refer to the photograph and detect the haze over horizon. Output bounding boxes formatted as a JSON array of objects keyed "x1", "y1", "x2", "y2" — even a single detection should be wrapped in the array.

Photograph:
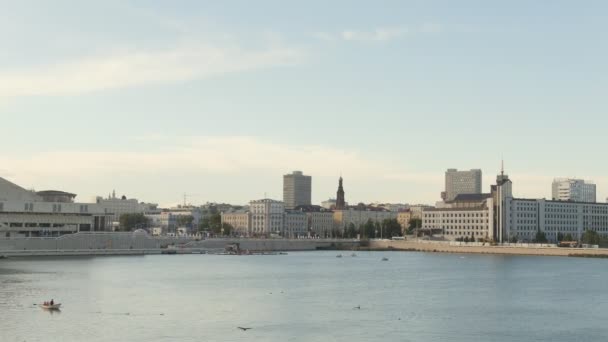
[{"x1": 2, "y1": 1, "x2": 607, "y2": 206}]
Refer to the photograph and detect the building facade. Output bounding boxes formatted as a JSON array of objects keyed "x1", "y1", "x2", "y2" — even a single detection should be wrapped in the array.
[
  {"x1": 321, "y1": 199, "x2": 337, "y2": 210},
  {"x1": 552, "y1": 178, "x2": 596, "y2": 203},
  {"x1": 95, "y1": 191, "x2": 158, "y2": 224},
  {"x1": 444, "y1": 169, "x2": 482, "y2": 201},
  {"x1": 0, "y1": 177, "x2": 112, "y2": 237},
  {"x1": 284, "y1": 211, "x2": 308, "y2": 238},
  {"x1": 422, "y1": 198, "x2": 494, "y2": 241},
  {"x1": 283, "y1": 171, "x2": 312, "y2": 210},
  {"x1": 397, "y1": 210, "x2": 412, "y2": 233},
  {"x1": 308, "y1": 211, "x2": 334, "y2": 237},
  {"x1": 221, "y1": 211, "x2": 251, "y2": 236},
  {"x1": 250, "y1": 199, "x2": 284, "y2": 236},
  {"x1": 333, "y1": 208, "x2": 397, "y2": 233},
  {"x1": 504, "y1": 198, "x2": 608, "y2": 242}
]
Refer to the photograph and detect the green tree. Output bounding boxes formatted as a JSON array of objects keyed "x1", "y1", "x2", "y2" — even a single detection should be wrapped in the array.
[
  {"x1": 177, "y1": 215, "x2": 194, "y2": 228},
  {"x1": 582, "y1": 230, "x2": 600, "y2": 245},
  {"x1": 361, "y1": 219, "x2": 376, "y2": 239},
  {"x1": 471, "y1": 233, "x2": 476, "y2": 243},
  {"x1": 381, "y1": 219, "x2": 402, "y2": 238},
  {"x1": 407, "y1": 218, "x2": 422, "y2": 234},
  {"x1": 346, "y1": 223, "x2": 357, "y2": 238},
  {"x1": 221, "y1": 223, "x2": 234, "y2": 236},
  {"x1": 118, "y1": 213, "x2": 149, "y2": 231},
  {"x1": 509, "y1": 235, "x2": 519, "y2": 243},
  {"x1": 534, "y1": 231, "x2": 548, "y2": 243},
  {"x1": 557, "y1": 232, "x2": 564, "y2": 242},
  {"x1": 564, "y1": 233, "x2": 574, "y2": 241}
]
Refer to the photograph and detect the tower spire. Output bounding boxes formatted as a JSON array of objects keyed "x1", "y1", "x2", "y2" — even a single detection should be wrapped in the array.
[
  {"x1": 501, "y1": 158, "x2": 504, "y2": 176},
  {"x1": 336, "y1": 175, "x2": 345, "y2": 210}
]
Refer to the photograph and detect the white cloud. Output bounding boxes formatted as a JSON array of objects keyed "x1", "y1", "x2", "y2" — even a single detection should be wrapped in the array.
[
  {"x1": 315, "y1": 23, "x2": 441, "y2": 43},
  {"x1": 0, "y1": 136, "x2": 441, "y2": 204},
  {"x1": 0, "y1": 44, "x2": 304, "y2": 97},
  {"x1": 0, "y1": 136, "x2": 432, "y2": 180},
  {"x1": 342, "y1": 27, "x2": 409, "y2": 42}
]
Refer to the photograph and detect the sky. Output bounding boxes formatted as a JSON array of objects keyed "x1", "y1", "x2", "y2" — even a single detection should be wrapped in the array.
[{"x1": 1, "y1": 0, "x2": 607, "y2": 207}]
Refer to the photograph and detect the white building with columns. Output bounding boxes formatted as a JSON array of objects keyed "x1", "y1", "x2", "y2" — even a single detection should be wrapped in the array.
[{"x1": 250, "y1": 199, "x2": 284, "y2": 236}]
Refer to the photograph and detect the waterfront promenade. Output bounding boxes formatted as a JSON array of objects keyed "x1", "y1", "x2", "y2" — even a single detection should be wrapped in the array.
[
  {"x1": 368, "y1": 240, "x2": 608, "y2": 257},
  {"x1": 0, "y1": 232, "x2": 358, "y2": 257}
]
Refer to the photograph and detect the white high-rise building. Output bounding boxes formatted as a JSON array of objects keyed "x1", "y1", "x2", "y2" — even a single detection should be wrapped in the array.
[
  {"x1": 552, "y1": 178, "x2": 596, "y2": 203},
  {"x1": 444, "y1": 169, "x2": 482, "y2": 201}
]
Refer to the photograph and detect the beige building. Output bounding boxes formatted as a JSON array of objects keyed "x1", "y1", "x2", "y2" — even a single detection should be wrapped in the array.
[
  {"x1": 333, "y1": 209, "x2": 397, "y2": 232},
  {"x1": 397, "y1": 210, "x2": 412, "y2": 233},
  {"x1": 221, "y1": 211, "x2": 251, "y2": 236}
]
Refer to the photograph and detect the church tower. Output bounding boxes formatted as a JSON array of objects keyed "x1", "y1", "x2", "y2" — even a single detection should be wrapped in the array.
[{"x1": 336, "y1": 176, "x2": 346, "y2": 210}]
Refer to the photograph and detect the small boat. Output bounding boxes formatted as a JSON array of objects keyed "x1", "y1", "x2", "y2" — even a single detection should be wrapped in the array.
[
  {"x1": 41, "y1": 303, "x2": 61, "y2": 310},
  {"x1": 381, "y1": 257, "x2": 389, "y2": 261},
  {"x1": 336, "y1": 254, "x2": 343, "y2": 258}
]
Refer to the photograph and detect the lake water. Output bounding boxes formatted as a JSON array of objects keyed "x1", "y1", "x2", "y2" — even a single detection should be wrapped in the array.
[{"x1": 1, "y1": 251, "x2": 607, "y2": 342}]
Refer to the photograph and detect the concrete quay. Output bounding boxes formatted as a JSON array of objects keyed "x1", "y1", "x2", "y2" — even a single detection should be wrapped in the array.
[
  {"x1": 368, "y1": 240, "x2": 608, "y2": 257},
  {"x1": 0, "y1": 232, "x2": 358, "y2": 257}
]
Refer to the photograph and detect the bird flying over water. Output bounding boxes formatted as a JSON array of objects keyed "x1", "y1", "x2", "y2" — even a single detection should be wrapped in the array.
[{"x1": 237, "y1": 327, "x2": 252, "y2": 331}]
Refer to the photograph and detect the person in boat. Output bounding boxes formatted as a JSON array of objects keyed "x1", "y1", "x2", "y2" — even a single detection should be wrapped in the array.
[{"x1": 50, "y1": 299, "x2": 54, "y2": 305}]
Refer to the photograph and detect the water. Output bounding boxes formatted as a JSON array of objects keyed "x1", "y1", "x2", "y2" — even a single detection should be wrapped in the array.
[{"x1": 1, "y1": 251, "x2": 607, "y2": 342}]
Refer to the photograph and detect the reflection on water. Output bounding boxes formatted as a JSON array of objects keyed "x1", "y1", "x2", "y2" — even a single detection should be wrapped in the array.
[{"x1": 1, "y1": 252, "x2": 608, "y2": 342}]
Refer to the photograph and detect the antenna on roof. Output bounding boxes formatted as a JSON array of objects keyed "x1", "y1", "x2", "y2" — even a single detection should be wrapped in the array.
[{"x1": 501, "y1": 158, "x2": 504, "y2": 176}]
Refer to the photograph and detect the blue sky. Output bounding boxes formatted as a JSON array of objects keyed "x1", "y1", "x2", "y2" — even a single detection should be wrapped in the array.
[{"x1": 1, "y1": 1, "x2": 607, "y2": 206}]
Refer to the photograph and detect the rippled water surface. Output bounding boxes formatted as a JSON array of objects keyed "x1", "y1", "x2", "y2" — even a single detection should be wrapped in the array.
[{"x1": 1, "y1": 251, "x2": 607, "y2": 342}]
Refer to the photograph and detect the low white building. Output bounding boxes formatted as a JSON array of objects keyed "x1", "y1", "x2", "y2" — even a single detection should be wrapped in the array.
[
  {"x1": 0, "y1": 177, "x2": 112, "y2": 237},
  {"x1": 95, "y1": 191, "x2": 158, "y2": 224},
  {"x1": 422, "y1": 198, "x2": 494, "y2": 241},
  {"x1": 321, "y1": 199, "x2": 337, "y2": 210},
  {"x1": 160, "y1": 207, "x2": 203, "y2": 233}
]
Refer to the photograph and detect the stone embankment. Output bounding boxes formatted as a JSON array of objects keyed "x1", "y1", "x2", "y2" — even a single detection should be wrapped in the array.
[{"x1": 368, "y1": 240, "x2": 608, "y2": 257}]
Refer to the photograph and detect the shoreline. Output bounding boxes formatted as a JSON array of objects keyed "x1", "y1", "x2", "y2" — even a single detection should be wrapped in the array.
[{"x1": 365, "y1": 240, "x2": 608, "y2": 258}]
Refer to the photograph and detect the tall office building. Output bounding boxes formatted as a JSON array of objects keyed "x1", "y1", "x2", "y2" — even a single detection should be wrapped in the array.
[
  {"x1": 283, "y1": 171, "x2": 312, "y2": 210},
  {"x1": 552, "y1": 178, "x2": 596, "y2": 203},
  {"x1": 444, "y1": 169, "x2": 482, "y2": 201}
]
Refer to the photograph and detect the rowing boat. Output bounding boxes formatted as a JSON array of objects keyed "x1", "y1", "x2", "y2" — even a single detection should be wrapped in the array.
[{"x1": 41, "y1": 303, "x2": 61, "y2": 310}]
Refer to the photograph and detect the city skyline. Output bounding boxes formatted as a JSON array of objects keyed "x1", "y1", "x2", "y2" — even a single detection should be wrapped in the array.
[
  {"x1": 0, "y1": 166, "x2": 605, "y2": 208},
  {"x1": 2, "y1": 1, "x2": 608, "y2": 205}
]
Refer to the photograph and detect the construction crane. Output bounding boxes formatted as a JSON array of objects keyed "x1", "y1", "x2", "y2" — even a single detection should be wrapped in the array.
[{"x1": 182, "y1": 193, "x2": 200, "y2": 207}]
